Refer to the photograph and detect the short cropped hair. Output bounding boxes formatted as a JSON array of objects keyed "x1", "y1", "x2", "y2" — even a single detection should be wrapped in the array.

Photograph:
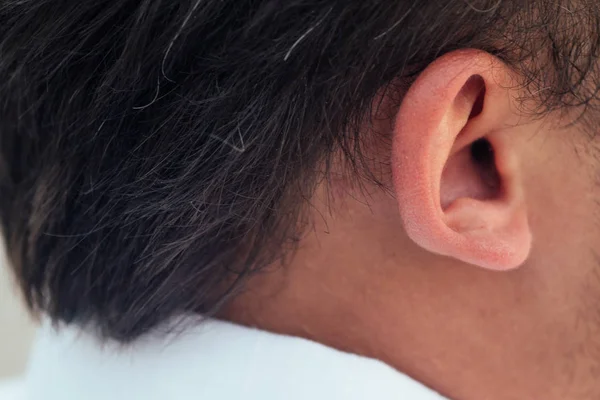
[{"x1": 1, "y1": 0, "x2": 599, "y2": 341}]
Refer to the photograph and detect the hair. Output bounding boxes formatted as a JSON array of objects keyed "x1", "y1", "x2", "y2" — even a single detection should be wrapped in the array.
[{"x1": 1, "y1": 0, "x2": 599, "y2": 342}]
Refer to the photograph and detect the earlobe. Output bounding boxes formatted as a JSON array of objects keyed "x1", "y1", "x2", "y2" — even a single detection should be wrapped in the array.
[{"x1": 392, "y1": 50, "x2": 531, "y2": 271}]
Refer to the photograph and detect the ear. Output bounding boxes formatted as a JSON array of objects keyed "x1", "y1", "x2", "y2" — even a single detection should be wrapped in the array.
[{"x1": 392, "y1": 49, "x2": 531, "y2": 271}]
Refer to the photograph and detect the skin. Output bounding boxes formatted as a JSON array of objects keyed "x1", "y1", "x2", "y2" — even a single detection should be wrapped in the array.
[{"x1": 225, "y1": 50, "x2": 600, "y2": 399}]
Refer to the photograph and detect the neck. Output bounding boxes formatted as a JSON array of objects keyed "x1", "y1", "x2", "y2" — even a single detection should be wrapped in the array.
[{"x1": 225, "y1": 265, "x2": 599, "y2": 400}]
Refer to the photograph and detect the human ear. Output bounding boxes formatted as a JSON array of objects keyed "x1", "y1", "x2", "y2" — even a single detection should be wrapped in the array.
[{"x1": 392, "y1": 50, "x2": 531, "y2": 270}]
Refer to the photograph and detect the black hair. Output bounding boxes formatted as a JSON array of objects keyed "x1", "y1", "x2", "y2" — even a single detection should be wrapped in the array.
[{"x1": 1, "y1": 0, "x2": 599, "y2": 341}]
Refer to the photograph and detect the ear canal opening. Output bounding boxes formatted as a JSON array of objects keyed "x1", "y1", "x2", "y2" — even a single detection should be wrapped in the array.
[
  {"x1": 470, "y1": 138, "x2": 501, "y2": 196},
  {"x1": 440, "y1": 137, "x2": 502, "y2": 211}
]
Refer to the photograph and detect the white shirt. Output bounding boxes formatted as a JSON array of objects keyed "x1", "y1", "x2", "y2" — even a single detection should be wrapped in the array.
[{"x1": 1, "y1": 318, "x2": 446, "y2": 400}]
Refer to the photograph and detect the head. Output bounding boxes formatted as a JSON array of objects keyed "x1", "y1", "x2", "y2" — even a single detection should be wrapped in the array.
[{"x1": 2, "y1": 0, "x2": 600, "y2": 398}]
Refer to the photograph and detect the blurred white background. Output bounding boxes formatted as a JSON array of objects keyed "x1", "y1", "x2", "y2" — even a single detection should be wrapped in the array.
[{"x1": 0, "y1": 244, "x2": 36, "y2": 379}]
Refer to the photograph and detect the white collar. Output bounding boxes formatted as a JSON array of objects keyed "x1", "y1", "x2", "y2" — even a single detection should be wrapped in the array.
[{"x1": 23, "y1": 317, "x2": 446, "y2": 400}]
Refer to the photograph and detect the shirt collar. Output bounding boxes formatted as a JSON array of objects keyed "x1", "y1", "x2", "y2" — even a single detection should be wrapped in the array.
[{"x1": 26, "y1": 317, "x2": 446, "y2": 400}]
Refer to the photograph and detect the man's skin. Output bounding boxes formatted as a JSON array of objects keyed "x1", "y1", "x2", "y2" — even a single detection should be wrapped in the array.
[{"x1": 226, "y1": 50, "x2": 600, "y2": 399}]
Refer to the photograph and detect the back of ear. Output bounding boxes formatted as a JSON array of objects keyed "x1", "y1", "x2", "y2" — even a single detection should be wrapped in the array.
[{"x1": 393, "y1": 49, "x2": 531, "y2": 271}]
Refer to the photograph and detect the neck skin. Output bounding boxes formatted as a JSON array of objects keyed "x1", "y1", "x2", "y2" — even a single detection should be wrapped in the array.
[{"x1": 224, "y1": 155, "x2": 600, "y2": 400}]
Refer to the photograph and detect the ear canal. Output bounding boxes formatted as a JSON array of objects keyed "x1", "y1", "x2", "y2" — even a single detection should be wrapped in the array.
[{"x1": 441, "y1": 138, "x2": 502, "y2": 211}]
